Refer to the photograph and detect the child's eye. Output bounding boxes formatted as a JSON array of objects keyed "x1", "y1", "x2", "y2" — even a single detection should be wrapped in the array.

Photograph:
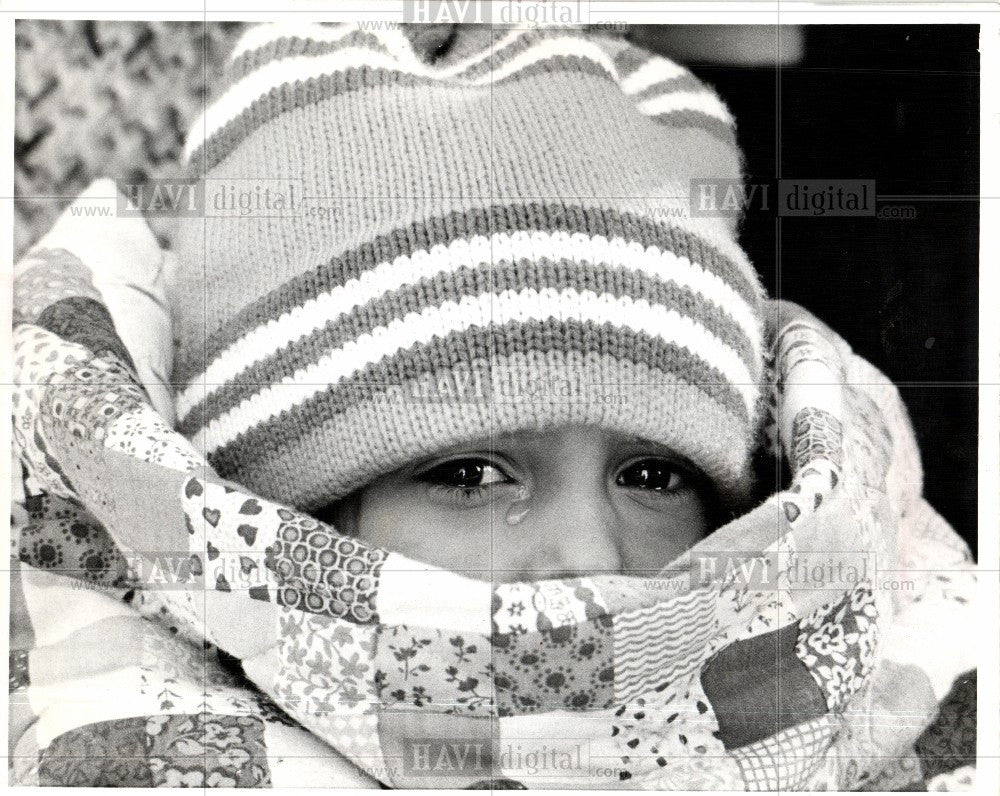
[
  {"x1": 419, "y1": 458, "x2": 511, "y2": 489},
  {"x1": 416, "y1": 457, "x2": 515, "y2": 509},
  {"x1": 616, "y1": 459, "x2": 687, "y2": 493}
]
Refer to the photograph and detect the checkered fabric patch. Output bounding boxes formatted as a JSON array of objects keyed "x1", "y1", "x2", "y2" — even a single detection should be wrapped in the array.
[{"x1": 730, "y1": 714, "x2": 836, "y2": 791}]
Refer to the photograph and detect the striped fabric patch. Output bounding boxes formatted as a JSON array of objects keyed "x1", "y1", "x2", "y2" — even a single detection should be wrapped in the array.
[{"x1": 612, "y1": 587, "x2": 718, "y2": 703}]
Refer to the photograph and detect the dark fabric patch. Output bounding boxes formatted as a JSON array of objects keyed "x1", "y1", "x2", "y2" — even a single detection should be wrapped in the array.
[
  {"x1": 39, "y1": 716, "x2": 153, "y2": 787},
  {"x1": 9, "y1": 649, "x2": 30, "y2": 692},
  {"x1": 18, "y1": 494, "x2": 129, "y2": 586},
  {"x1": 35, "y1": 296, "x2": 139, "y2": 376},
  {"x1": 915, "y1": 670, "x2": 977, "y2": 781},
  {"x1": 699, "y1": 622, "x2": 828, "y2": 749}
]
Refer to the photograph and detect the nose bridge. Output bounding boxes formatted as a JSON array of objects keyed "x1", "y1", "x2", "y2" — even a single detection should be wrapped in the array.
[{"x1": 518, "y1": 480, "x2": 623, "y2": 580}]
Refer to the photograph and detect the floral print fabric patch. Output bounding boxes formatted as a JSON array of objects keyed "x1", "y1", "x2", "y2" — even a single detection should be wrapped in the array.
[
  {"x1": 374, "y1": 625, "x2": 494, "y2": 715},
  {"x1": 795, "y1": 584, "x2": 879, "y2": 712},
  {"x1": 493, "y1": 614, "x2": 615, "y2": 715}
]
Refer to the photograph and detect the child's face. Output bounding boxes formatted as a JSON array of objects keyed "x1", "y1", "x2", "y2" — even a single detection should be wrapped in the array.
[{"x1": 323, "y1": 426, "x2": 714, "y2": 582}]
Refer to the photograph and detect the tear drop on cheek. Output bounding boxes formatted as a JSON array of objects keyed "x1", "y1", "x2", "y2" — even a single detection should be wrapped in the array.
[{"x1": 504, "y1": 488, "x2": 532, "y2": 526}]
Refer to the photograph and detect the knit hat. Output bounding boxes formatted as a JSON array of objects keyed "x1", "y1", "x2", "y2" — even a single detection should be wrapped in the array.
[{"x1": 172, "y1": 23, "x2": 768, "y2": 513}]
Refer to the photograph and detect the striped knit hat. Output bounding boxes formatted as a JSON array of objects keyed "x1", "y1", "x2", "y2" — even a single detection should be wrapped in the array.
[{"x1": 172, "y1": 23, "x2": 768, "y2": 514}]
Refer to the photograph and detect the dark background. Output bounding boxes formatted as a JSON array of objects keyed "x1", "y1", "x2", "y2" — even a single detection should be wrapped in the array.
[{"x1": 637, "y1": 25, "x2": 980, "y2": 554}]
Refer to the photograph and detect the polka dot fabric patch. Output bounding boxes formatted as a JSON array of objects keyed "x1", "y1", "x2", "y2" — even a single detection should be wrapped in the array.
[
  {"x1": 12, "y1": 325, "x2": 96, "y2": 499},
  {"x1": 40, "y1": 354, "x2": 147, "y2": 443},
  {"x1": 17, "y1": 493, "x2": 129, "y2": 586},
  {"x1": 610, "y1": 668, "x2": 725, "y2": 785},
  {"x1": 266, "y1": 511, "x2": 387, "y2": 624},
  {"x1": 13, "y1": 248, "x2": 103, "y2": 324}
]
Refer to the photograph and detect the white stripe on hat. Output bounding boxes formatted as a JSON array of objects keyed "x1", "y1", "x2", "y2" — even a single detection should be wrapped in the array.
[
  {"x1": 466, "y1": 36, "x2": 619, "y2": 86},
  {"x1": 175, "y1": 230, "x2": 762, "y2": 423},
  {"x1": 185, "y1": 47, "x2": 419, "y2": 161},
  {"x1": 638, "y1": 91, "x2": 734, "y2": 125},
  {"x1": 231, "y1": 22, "x2": 531, "y2": 78},
  {"x1": 229, "y1": 22, "x2": 353, "y2": 63},
  {"x1": 186, "y1": 33, "x2": 718, "y2": 161},
  {"x1": 191, "y1": 288, "x2": 758, "y2": 454},
  {"x1": 619, "y1": 56, "x2": 688, "y2": 95},
  {"x1": 446, "y1": 28, "x2": 538, "y2": 77}
]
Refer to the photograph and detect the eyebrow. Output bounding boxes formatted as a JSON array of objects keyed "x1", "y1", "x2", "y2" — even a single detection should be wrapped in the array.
[
  {"x1": 422, "y1": 429, "x2": 706, "y2": 475},
  {"x1": 619, "y1": 434, "x2": 705, "y2": 474}
]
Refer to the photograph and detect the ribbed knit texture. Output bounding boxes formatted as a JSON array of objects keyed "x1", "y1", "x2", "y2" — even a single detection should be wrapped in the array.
[{"x1": 173, "y1": 23, "x2": 768, "y2": 511}]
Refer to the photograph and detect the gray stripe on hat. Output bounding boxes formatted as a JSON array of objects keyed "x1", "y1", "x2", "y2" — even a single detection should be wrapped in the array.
[
  {"x1": 456, "y1": 28, "x2": 589, "y2": 81},
  {"x1": 190, "y1": 69, "x2": 439, "y2": 173},
  {"x1": 179, "y1": 259, "x2": 757, "y2": 431},
  {"x1": 176, "y1": 203, "x2": 761, "y2": 385},
  {"x1": 651, "y1": 111, "x2": 739, "y2": 148},
  {"x1": 633, "y1": 74, "x2": 707, "y2": 102},
  {"x1": 207, "y1": 351, "x2": 754, "y2": 512},
  {"x1": 612, "y1": 45, "x2": 651, "y2": 80},
  {"x1": 228, "y1": 29, "x2": 391, "y2": 87},
  {"x1": 192, "y1": 52, "x2": 730, "y2": 172},
  {"x1": 189, "y1": 316, "x2": 751, "y2": 451}
]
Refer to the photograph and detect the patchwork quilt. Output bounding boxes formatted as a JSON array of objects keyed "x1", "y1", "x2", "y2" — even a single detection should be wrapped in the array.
[{"x1": 9, "y1": 182, "x2": 977, "y2": 789}]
